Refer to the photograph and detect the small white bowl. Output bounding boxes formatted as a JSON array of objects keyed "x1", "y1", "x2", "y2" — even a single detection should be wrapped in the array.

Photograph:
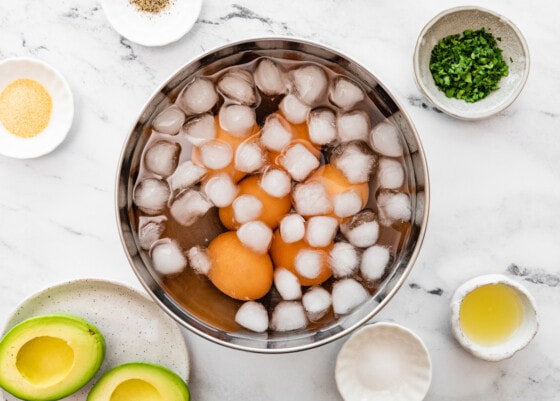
[
  {"x1": 101, "y1": 0, "x2": 202, "y2": 47},
  {"x1": 0, "y1": 58, "x2": 74, "y2": 159},
  {"x1": 335, "y1": 322, "x2": 432, "y2": 401},
  {"x1": 413, "y1": 6, "x2": 530, "y2": 120},
  {"x1": 450, "y1": 274, "x2": 538, "y2": 362}
]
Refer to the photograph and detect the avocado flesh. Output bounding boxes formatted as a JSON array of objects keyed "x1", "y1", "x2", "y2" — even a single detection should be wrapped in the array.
[
  {"x1": 0, "y1": 314, "x2": 105, "y2": 401},
  {"x1": 87, "y1": 363, "x2": 189, "y2": 401}
]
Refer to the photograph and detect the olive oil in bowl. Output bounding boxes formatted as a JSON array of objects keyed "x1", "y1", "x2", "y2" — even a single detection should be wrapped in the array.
[
  {"x1": 459, "y1": 283, "x2": 523, "y2": 345},
  {"x1": 450, "y1": 274, "x2": 538, "y2": 361}
]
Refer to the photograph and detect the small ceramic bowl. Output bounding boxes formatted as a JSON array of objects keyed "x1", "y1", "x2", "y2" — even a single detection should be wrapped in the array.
[
  {"x1": 335, "y1": 322, "x2": 432, "y2": 401},
  {"x1": 450, "y1": 274, "x2": 538, "y2": 362},
  {"x1": 413, "y1": 6, "x2": 530, "y2": 120},
  {"x1": 101, "y1": 0, "x2": 202, "y2": 47},
  {"x1": 0, "y1": 58, "x2": 73, "y2": 159}
]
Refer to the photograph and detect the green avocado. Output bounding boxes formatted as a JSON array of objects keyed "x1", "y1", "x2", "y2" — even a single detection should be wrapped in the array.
[
  {"x1": 87, "y1": 362, "x2": 190, "y2": 401},
  {"x1": 0, "y1": 314, "x2": 105, "y2": 401}
]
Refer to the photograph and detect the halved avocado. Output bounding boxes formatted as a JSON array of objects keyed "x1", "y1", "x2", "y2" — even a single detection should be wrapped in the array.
[
  {"x1": 87, "y1": 362, "x2": 190, "y2": 401},
  {"x1": 0, "y1": 314, "x2": 105, "y2": 401}
]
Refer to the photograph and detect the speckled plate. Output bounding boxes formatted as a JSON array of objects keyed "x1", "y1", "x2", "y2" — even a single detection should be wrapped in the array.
[
  {"x1": 100, "y1": 0, "x2": 202, "y2": 47},
  {"x1": 0, "y1": 57, "x2": 74, "y2": 159},
  {"x1": 335, "y1": 322, "x2": 432, "y2": 401},
  {"x1": 0, "y1": 278, "x2": 189, "y2": 401}
]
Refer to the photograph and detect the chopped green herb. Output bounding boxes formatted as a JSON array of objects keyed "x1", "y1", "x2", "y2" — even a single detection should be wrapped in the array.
[{"x1": 429, "y1": 28, "x2": 509, "y2": 103}]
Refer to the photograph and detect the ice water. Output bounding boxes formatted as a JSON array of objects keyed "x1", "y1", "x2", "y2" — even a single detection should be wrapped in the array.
[{"x1": 130, "y1": 55, "x2": 417, "y2": 335}]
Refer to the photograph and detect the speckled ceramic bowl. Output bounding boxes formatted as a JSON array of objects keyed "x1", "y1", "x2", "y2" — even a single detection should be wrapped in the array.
[{"x1": 413, "y1": 6, "x2": 530, "y2": 120}]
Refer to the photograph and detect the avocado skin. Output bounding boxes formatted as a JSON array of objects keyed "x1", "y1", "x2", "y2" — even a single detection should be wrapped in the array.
[{"x1": 0, "y1": 314, "x2": 106, "y2": 401}]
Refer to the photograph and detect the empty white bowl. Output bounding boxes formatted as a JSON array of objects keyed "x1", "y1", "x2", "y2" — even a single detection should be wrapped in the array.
[
  {"x1": 450, "y1": 274, "x2": 538, "y2": 361},
  {"x1": 413, "y1": 6, "x2": 530, "y2": 120},
  {"x1": 335, "y1": 322, "x2": 432, "y2": 401}
]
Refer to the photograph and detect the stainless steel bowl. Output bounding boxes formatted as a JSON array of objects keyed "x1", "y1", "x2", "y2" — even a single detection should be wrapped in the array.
[{"x1": 116, "y1": 37, "x2": 429, "y2": 353}]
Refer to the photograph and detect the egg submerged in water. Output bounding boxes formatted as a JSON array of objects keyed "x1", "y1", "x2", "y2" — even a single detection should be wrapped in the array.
[{"x1": 450, "y1": 274, "x2": 539, "y2": 361}]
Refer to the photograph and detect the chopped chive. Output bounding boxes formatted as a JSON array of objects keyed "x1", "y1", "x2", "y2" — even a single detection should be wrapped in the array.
[{"x1": 429, "y1": 28, "x2": 509, "y2": 103}]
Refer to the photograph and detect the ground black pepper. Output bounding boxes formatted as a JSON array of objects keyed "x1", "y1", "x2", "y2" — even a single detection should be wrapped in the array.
[{"x1": 130, "y1": 0, "x2": 172, "y2": 14}]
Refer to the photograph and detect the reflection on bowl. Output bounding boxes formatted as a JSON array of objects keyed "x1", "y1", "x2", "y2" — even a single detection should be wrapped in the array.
[
  {"x1": 116, "y1": 38, "x2": 429, "y2": 353},
  {"x1": 413, "y1": 6, "x2": 530, "y2": 120}
]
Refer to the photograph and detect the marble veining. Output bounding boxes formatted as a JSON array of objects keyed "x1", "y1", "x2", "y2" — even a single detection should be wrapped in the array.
[{"x1": 2, "y1": 0, "x2": 560, "y2": 400}]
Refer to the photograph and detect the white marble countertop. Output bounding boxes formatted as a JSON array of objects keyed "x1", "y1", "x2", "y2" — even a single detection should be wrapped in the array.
[{"x1": 1, "y1": 0, "x2": 560, "y2": 400}]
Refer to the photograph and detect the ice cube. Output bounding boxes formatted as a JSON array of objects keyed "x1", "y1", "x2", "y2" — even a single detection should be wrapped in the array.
[
  {"x1": 295, "y1": 249, "x2": 323, "y2": 280},
  {"x1": 337, "y1": 110, "x2": 370, "y2": 143},
  {"x1": 280, "y1": 143, "x2": 320, "y2": 182},
  {"x1": 259, "y1": 168, "x2": 292, "y2": 198},
  {"x1": 254, "y1": 58, "x2": 287, "y2": 96},
  {"x1": 218, "y1": 104, "x2": 256, "y2": 137},
  {"x1": 168, "y1": 161, "x2": 207, "y2": 194},
  {"x1": 260, "y1": 114, "x2": 293, "y2": 152},
  {"x1": 152, "y1": 106, "x2": 185, "y2": 135},
  {"x1": 377, "y1": 191, "x2": 412, "y2": 225},
  {"x1": 378, "y1": 158, "x2": 404, "y2": 189},
  {"x1": 232, "y1": 194, "x2": 263, "y2": 224},
  {"x1": 133, "y1": 178, "x2": 170, "y2": 215},
  {"x1": 182, "y1": 113, "x2": 216, "y2": 146},
  {"x1": 234, "y1": 140, "x2": 266, "y2": 173},
  {"x1": 198, "y1": 139, "x2": 233, "y2": 170},
  {"x1": 217, "y1": 68, "x2": 257, "y2": 105},
  {"x1": 331, "y1": 140, "x2": 377, "y2": 184},
  {"x1": 292, "y1": 182, "x2": 333, "y2": 216},
  {"x1": 328, "y1": 241, "x2": 359, "y2": 278},
  {"x1": 279, "y1": 213, "x2": 306, "y2": 243},
  {"x1": 270, "y1": 301, "x2": 308, "y2": 332},
  {"x1": 187, "y1": 246, "x2": 212, "y2": 275},
  {"x1": 237, "y1": 221, "x2": 273, "y2": 254},
  {"x1": 329, "y1": 76, "x2": 365, "y2": 110},
  {"x1": 151, "y1": 239, "x2": 187, "y2": 276},
  {"x1": 370, "y1": 121, "x2": 403, "y2": 157},
  {"x1": 202, "y1": 173, "x2": 238, "y2": 207},
  {"x1": 332, "y1": 278, "x2": 369, "y2": 315},
  {"x1": 278, "y1": 93, "x2": 310, "y2": 124},
  {"x1": 144, "y1": 140, "x2": 181, "y2": 178},
  {"x1": 178, "y1": 77, "x2": 219, "y2": 115},
  {"x1": 340, "y1": 209, "x2": 379, "y2": 248},
  {"x1": 138, "y1": 215, "x2": 167, "y2": 251},
  {"x1": 235, "y1": 301, "x2": 269, "y2": 333},
  {"x1": 291, "y1": 64, "x2": 328, "y2": 106},
  {"x1": 274, "y1": 267, "x2": 302, "y2": 301},
  {"x1": 170, "y1": 189, "x2": 213, "y2": 226},
  {"x1": 360, "y1": 245, "x2": 390, "y2": 281},
  {"x1": 302, "y1": 286, "x2": 332, "y2": 321},
  {"x1": 305, "y1": 216, "x2": 338, "y2": 247},
  {"x1": 308, "y1": 108, "x2": 337, "y2": 145},
  {"x1": 333, "y1": 190, "x2": 363, "y2": 218}
]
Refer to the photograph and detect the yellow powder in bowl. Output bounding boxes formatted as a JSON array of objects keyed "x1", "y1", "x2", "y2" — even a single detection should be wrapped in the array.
[{"x1": 0, "y1": 78, "x2": 53, "y2": 138}]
